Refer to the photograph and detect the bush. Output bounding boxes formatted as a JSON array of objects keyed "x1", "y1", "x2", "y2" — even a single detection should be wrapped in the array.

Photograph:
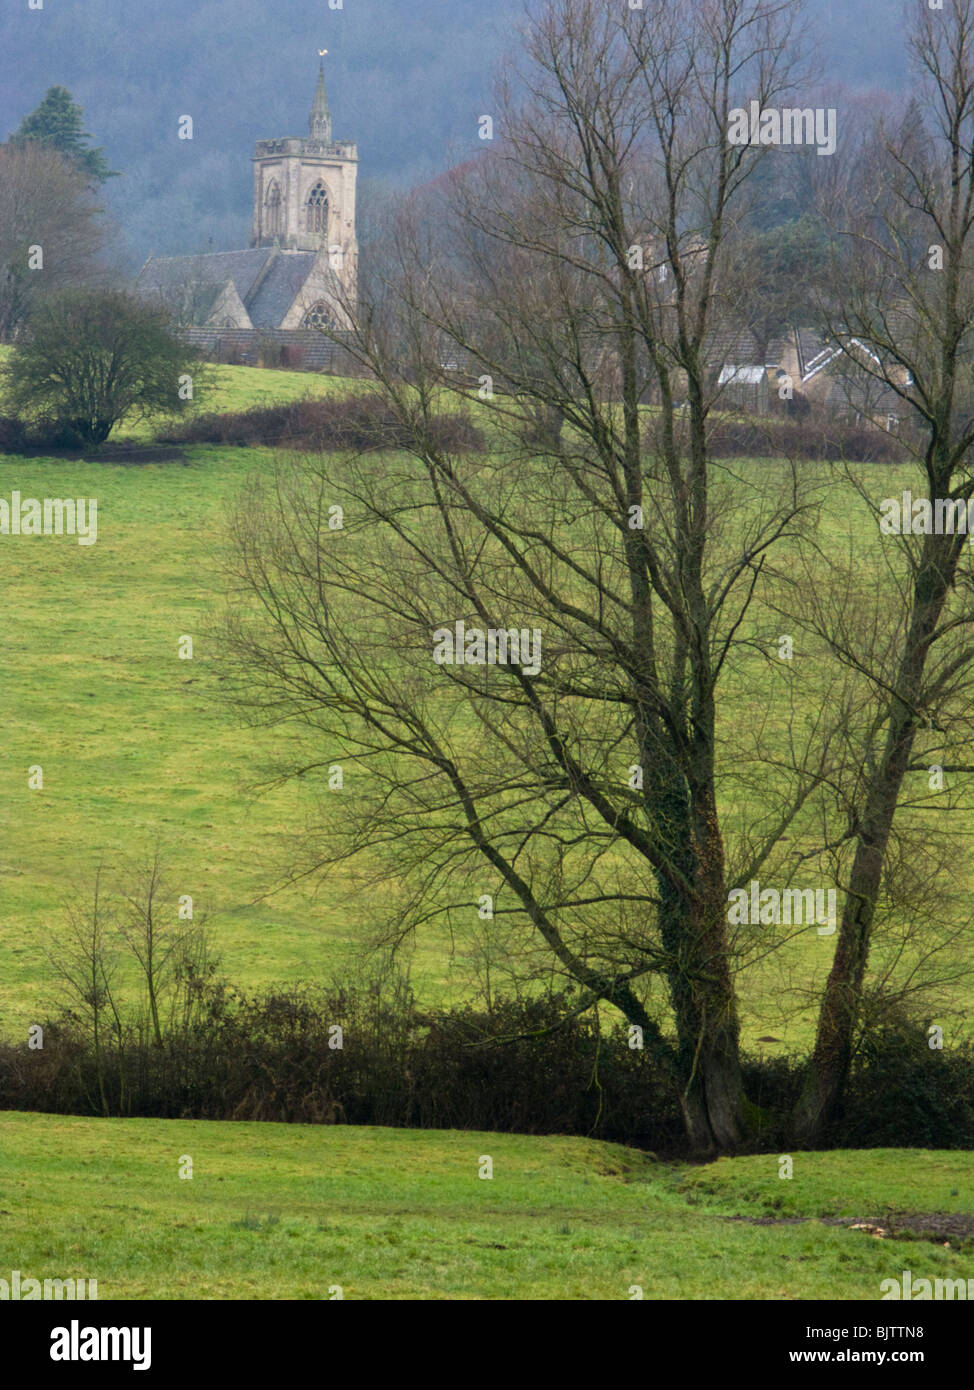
[
  {"x1": 280, "y1": 345, "x2": 307, "y2": 370},
  {"x1": 215, "y1": 340, "x2": 251, "y2": 367},
  {"x1": 840, "y1": 1007, "x2": 974, "y2": 1150},
  {"x1": 0, "y1": 412, "x2": 110, "y2": 454},
  {"x1": 155, "y1": 393, "x2": 485, "y2": 454},
  {"x1": 645, "y1": 411, "x2": 911, "y2": 463},
  {"x1": 0, "y1": 984, "x2": 680, "y2": 1145},
  {"x1": 2, "y1": 981, "x2": 969, "y2": 1153},
  {"x1": 0, "y1": 415, "x2": 27, "y2": 453},
  {"x1": 4, "y1": 288, "x2": 201, "y2": 446}
]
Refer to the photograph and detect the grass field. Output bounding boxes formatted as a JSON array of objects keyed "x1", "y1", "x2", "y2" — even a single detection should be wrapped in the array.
[
  {"x1": 0, "y1": 1110, "x2": 969, "y2": 1299},
  {"x1": 0, "y1": 361, "x2": 970, "y2": 1047},
  {"x1": 1, "y1": 360, "x2": 971, "y2": 1304}
]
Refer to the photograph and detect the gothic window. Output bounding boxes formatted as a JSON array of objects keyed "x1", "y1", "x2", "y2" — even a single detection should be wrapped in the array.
[
  {"x1": 306, "y1": 181, "x2": 329, "y2": 234},
  {"x1": 264, "y1": 180, "x2": 282, "y2": 238},
  {"x1": 302, "y1": 300, "x2": 334, "y2": 330}
]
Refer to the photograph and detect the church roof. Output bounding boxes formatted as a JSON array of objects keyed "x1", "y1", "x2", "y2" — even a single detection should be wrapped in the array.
[
  {"x1": 246, "y1": 252, "x2": 319, "y2": 327},
  {"x1": 138, "y1": 249, "x2": 274, "y2": 310},
  {"x1": 136, "y1": 247, "x2": 342, "y2": 329},
  {"x1": 178, "y1": 280, "x2": 226, "y2": 321}
]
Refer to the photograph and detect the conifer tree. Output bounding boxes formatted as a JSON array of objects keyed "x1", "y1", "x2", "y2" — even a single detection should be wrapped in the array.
[{"x1": 10, "y1": 85, "x2": 118, "y2": 185}]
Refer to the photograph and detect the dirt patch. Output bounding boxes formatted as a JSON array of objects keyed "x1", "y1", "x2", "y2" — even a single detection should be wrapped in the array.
[
  {"x1": 725, "y1": 1211, "x2": 974, "y2": 1246},
  {"x1": 877, "y1": 1212, "x2": 974, "y2": 1245}
]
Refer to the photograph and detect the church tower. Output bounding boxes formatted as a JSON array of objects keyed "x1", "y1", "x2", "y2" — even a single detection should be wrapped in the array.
[{"x1": 251, "y1": 60, "x2": 358, "y2": 303}]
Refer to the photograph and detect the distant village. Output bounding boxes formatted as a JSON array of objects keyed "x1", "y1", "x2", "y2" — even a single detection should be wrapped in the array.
[{"x1": 129, "y1": 64, "x2": 903, "y2": 438}]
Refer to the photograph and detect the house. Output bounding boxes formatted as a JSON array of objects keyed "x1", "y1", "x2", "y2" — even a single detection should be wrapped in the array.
[
  {"x1": 798, "y1": 336, "x2": 908, "y2": 430},
  {"x1": 709, "y1": 327, "x2": 771, "y2": 412},
  {"x1": 707, "y1": 324, "x2": 908, "y2": 428},
  {"x1": 767, "y1": 327, "x2": 829, "y2": 387},
  {"x1": 717, "y1": 363, "x2": 769, "y2": 414}
]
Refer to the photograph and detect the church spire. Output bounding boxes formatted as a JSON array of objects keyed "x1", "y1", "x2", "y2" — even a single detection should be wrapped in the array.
[{"x1": 309, "y1": 59, "x2": 332, "y2": 143}]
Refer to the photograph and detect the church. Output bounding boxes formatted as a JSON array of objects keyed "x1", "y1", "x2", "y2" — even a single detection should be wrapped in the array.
[{"x1": 137, "y1": 62, "x2": 358, "y2": 332}]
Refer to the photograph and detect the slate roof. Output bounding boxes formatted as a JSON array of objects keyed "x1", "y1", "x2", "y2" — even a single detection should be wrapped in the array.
[
  {"x1": 138, "y1": 250, "x2": 273, "y2": 308},
  {"x1": 136, "y1": 247, "x2": 343, "y2": 329},
  {"x1": 136, "y1": 267, "x2": 236, "y2": 326},
  {"x1": 180, "y1": 281, "x2": 227, "y2": 322},
  {"x1": 710, "y1": 325, "x2": 830, "y2": 374},
  {"x1": 794, "y1": 328, "x2": 828, "y2": 377},
  {"x1": 708, "y1": 327, "x2": 762, "y2": 366},
  {"x1": 246, "y1": 252, "x2": 318, "y2": 327}
]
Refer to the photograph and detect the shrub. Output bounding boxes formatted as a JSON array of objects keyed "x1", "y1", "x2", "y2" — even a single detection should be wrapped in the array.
[
  {"x1": 0, "y1": 412, "x2": 112, "y2": 454},
  {"x1": 645, "y1": 411, "x2": 911, "y2": 464},
  {"x1": 0, "y1": 415, "x2": 27, "y2": 453},
  {"x1": 155, "y1": 393, "x2": 485, "y2": 454},
  {"x1": 840, "y1": 1006, "x2": 974, "y2": 1150},
  {"x1": 280, "y1": 345, "x2": 306, "y2": 370},
  {"x1": 4, "y1": 288, "x2": 201, "y2": 446},
  {"x1": 2, "y1": 981, "x2": 969, "y2": 1153}
]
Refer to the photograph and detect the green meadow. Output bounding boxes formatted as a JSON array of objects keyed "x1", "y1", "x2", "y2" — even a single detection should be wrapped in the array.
[
  {"x1": 1, "y1": 362, "x2": 971, "y2": 1302},
  {"x1": 0, "y1": 445, "x2": 468, "y2": 1035},
  {"x1": 0, "y1": 361, "x2": 971, "y2": 1044},
  {"x1": 0, "y1": 1110, "x2": 970, "y2": 1299}
]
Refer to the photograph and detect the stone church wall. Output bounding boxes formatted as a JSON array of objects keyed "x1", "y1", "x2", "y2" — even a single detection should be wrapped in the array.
[{"x1": 180, "y1": 327, "x2": 368, "y2": 376}]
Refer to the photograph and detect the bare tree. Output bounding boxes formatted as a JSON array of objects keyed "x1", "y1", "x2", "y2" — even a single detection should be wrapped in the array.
[
  {"x1": 791, "y1": 0, "x2": 974, "y2": 1140},
  {"x1": 116, "y1": 847, "x2": 209, "y2": 1048},
  {"x1": 215, "y1": 0, "x2": 868, "y2": 1156},
  {"x1": 46, "y1": 868, "x2": 122, "y2": 1117},
  {"x1": 0, "y1": 143, "x2": 105, "y2": 341}
]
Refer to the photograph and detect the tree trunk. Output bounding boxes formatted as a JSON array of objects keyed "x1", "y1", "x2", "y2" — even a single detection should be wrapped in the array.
[
  {"x1": 651, "y1": 770, "x2": 748, "y2": 1153},
  {"x1": 793, "y1": 534, "x2": 956, "y2": 1143}
]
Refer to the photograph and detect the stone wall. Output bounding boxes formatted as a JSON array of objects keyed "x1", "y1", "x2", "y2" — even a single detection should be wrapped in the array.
[{"x1": 180, "y1": 327, "x2": 367, "y2": 376}]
